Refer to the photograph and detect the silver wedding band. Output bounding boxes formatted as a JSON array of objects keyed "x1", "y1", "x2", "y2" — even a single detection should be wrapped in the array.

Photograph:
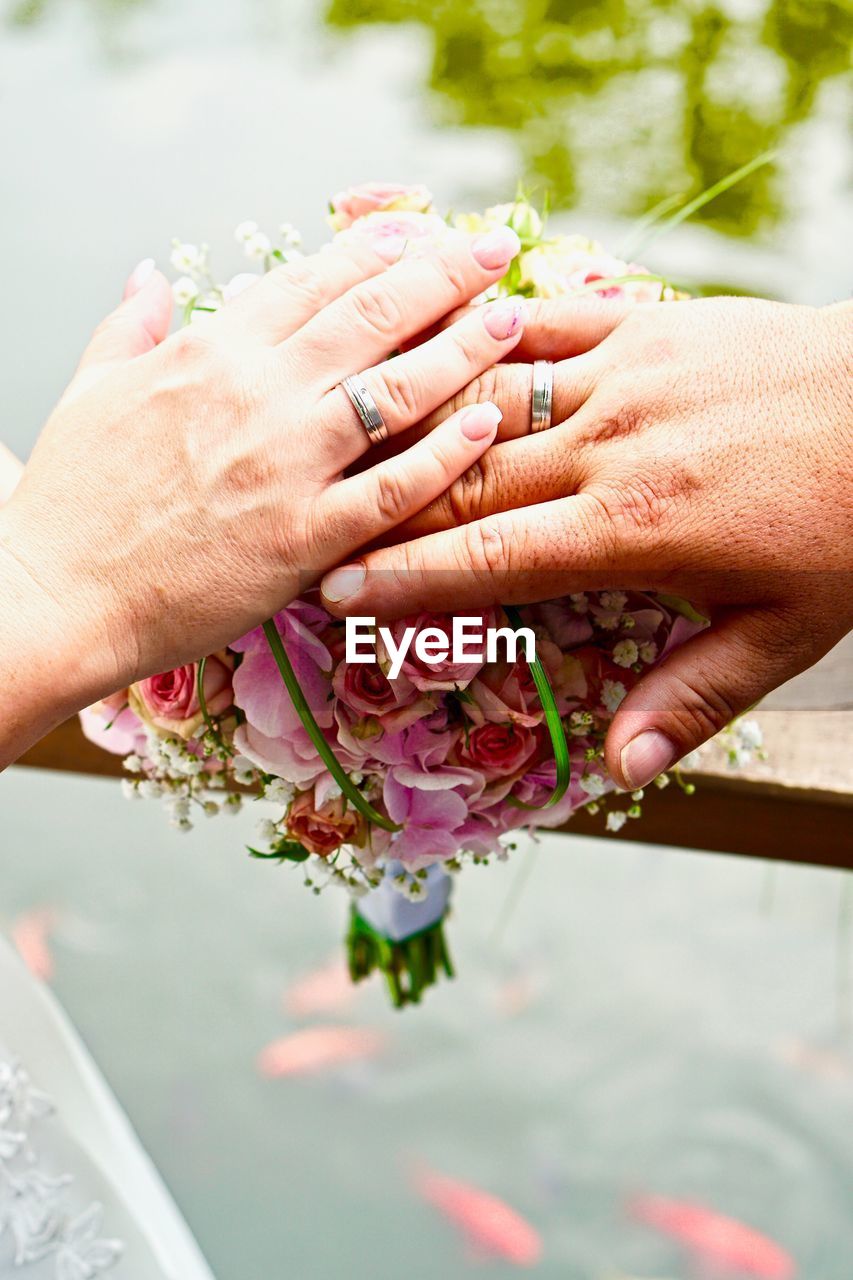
[
  {"x1": 341, "y1": 374, "x2": 389, "y2": 445},
  {"x1": 531, "y1": 360, "x2": 554, "y2": 433}
]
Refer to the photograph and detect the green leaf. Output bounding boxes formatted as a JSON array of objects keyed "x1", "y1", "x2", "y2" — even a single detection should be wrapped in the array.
[
  {"x1": 262, "y1": 618, "x2": 401, "y2": 833},
  {"x1": 248, "y1": 839, "x2": 311, "y2": 863},
  {"x1": 656, "y1": 594, "x2": 709, "y2": 625}
]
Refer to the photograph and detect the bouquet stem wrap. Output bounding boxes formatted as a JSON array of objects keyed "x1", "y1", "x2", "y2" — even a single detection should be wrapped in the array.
[{"x1": 348, "y1": 864, "x2": 454, "y2": 1007}]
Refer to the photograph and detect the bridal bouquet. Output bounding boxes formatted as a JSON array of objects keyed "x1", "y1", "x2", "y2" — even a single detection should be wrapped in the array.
[{"x1": 82, "y1": 184, "x2": 762, "y2": 1007}]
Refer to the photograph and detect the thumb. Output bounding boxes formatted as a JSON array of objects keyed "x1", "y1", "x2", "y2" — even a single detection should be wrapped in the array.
[
  {"x1": 604, "y1": 607, "x2": 807, "y2": 790},
  {"x1": 64, "y1": 259, "x2": 173, "y2": 401}
]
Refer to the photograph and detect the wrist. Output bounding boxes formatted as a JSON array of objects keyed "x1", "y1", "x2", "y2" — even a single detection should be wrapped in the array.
[{"x1": 0, "y1": 505, "x2": 126, "y2": 768}]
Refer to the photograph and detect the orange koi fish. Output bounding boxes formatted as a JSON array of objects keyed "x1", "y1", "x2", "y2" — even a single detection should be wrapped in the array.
[
  {"x1": 11, "y1": 907, "x2": 58, "y2": 982},
  {"x1": 631, "y1": 1194, "x2": 795, "y2": 1278},
  {"x1": 412, "y1": 1163, "x2": 543, "y2": 1267},
  {"x1": 257, "y1": 1025, "x2": 384, "y2": 1078}
]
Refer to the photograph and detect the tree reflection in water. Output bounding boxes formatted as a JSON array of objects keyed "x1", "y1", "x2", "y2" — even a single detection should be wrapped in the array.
[{"x1": 325, "y1": 0, "x2": 852, "y2": 235}]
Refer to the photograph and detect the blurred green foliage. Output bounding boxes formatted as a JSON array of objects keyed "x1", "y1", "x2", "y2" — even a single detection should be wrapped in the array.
[{"x1": 326, "y1": 0, "x2": 852, "y2": 234}]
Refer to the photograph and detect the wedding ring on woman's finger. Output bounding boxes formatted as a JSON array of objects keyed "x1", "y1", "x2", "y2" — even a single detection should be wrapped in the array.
[
  {"x1": 340, "y1": 373, "x2": 389, "y2": 445},
  {"x1": 531, "y1": 360, "x2": 554, "y2": 433}
]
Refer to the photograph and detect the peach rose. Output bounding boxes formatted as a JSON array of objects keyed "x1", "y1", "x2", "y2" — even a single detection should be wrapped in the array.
[
  {"x1": 328, "y1": 181, "x2": 434, "y2": 231},
  {"x1": 129, "y1": 652, "x2": 233, "y2": 740},
  {"x1": 287, "y1": 789, "x2": 361, "y2": 858}
]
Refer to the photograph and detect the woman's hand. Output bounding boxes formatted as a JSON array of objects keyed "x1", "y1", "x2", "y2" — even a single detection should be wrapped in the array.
[
  {"x1": 320, "y1": 295, "x2": 853, "y2": 789},
  {"x1": 0, "y1": 225, "x2": 524, "y2": 766}
]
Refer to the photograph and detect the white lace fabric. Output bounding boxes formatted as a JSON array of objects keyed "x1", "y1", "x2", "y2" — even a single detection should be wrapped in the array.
[
  {"x1": 0, "y1": 1057, "x2": 122, "y2": 1276},
  {"x1": 0, "y1": 939, "x2": 215, "y2": 1280}
]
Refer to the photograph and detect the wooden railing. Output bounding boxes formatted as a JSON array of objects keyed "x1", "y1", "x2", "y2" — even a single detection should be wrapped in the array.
[{"x1": 18, "y1": 677, "x2": 852, "y2": 870}]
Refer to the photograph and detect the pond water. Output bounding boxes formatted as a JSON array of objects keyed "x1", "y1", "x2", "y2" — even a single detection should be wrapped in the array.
[{"x1": 1, "y1": 1, "x2": 852, "y2": 1277}]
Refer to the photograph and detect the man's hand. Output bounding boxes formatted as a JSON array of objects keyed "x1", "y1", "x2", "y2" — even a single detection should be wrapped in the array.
[{"x1": 321, "y1": 295, "x2": 853, "y2": 790}]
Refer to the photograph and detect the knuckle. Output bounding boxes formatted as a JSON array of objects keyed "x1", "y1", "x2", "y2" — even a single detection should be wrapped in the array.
[
  {"x1": 431, "y1": 252, "x2": 470, "y2": 299},
  {"x1": 270, "y1": 259, "x2": 328, "y2": 311},
  {"x1": 466, "y1": 368, "x2": 501, "y2": 408},
  {"x1": 448, "y1": 323, "x2": 485, "y2": 368},
  {"x1": 462, "y1": 517, "x2": 513, "y2": 581},
  {"x1": 667, "y1": 669, "x2": 739, "y2": 741},
  {"x1": 375, "y1": 365, "x2": 421, "y2": 423},
  {"x1": 587, "y1": 398, "x2": 648, "y2": 445},
  {"x1": 349, "y1": 280, "x2": 405, "y2": 338},
  {"x1": 166, "y1": 326, "x2": 215, "y2": 367},
  {"x1": 448, "y1": 457, "x2": 489, "y2": 526},
  {"x1": 373, "y1": 468, "x2": 411, "y2": 524}
]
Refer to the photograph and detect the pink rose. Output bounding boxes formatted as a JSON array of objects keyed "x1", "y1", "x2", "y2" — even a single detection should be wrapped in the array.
[
  {"x1": 328, "y1": 181, "x2": 434, "y2": 231},
  {"x1": 79, "y1": 691, "x2": 145, "y2": 756},
  {"x1": 335, "y1": 209, "x2": 449, "y2": 261},
  {"x1": 287, "y1": 789, "x2": 362, "y2": 858},
  {"x1": 332, "y1": 661, "x2": 430, "y2": 731},
  {"x1": 454, "y1": 721, "x2": 539, "y2": 781},
  {"x1": 129, "y1": 653, "x2": 233, "y2": 740},
  {"x1": 380, "y1": 610, "x2": 495, "y2": 693}
]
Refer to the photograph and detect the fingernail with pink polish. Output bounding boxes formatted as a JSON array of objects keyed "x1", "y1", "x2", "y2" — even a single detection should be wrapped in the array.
[
  {"x1": 460, "y1": 402, "x2": 502, "y2": 441},
  {"x1": 472, "y1": 226, "x2": 521, "y2": 271},
  {"x1": 620, "y1": 730, "x2": 676, "y2": 790},
  {"x1": 484, "y1": 297, "x2": 525, "y2": 340},
  {"x1": 124, "y1": 258, "x2": 155, "y2": 299},
  {"x1": 323, "y1": 562, "x2": 366, "y2": 604}
]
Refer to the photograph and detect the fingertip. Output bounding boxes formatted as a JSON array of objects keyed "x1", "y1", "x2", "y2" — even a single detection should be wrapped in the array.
[
  {"x1": 123, "y1": 258, "x2": 156, "y2": 299},
  {"x1": 459, "y1": 401, "x2": 502, "y2": 441},
  {"x1": 321, "y1": 561, "x2": 366, "y2": 607}
]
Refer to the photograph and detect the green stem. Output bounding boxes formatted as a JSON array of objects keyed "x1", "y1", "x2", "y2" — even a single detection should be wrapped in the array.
[
  {"x1": 630, "y1": 150, "x2": 778, "y2": 256},
  {"x1": 503, "y1": 605, "x2": 571, "y2": 810},
  {"x1": 262, "y1": 617, "x2": 400, "y2": 832},
  {"x1": 196, "y1": 656, "x2": 216, "y2": 737}
]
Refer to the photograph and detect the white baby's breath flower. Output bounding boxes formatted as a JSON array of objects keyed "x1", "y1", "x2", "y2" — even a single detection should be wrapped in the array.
[
  {"x1": 123, "y1": 754, "x2": 143, "y2": 774},
  {"x1": 166, "y1": 795, "x2": 191, "y2": 823},
  {"x1": 243, "y1": 231, "x2": 272, "y2": 261},
  {"x1": 170, "y1": 241, "x2": 205, "y2": 274},
  {"x1": 172, "y1": 276, "x2": 199, "y2": 308},
  {"x1": 596, "y1": 613, "x2": 620, "y2": 630},
  {"x1": 234, "y1": 220, "x2": 259, "y2": 243},
  {"x1": 256, "y1": 819, "x2": 279, "y2": 844},
  {"x1": 639, "y1": 641, "x2": 658, "y2": 664},
  {"x1": 606, "y1": 810, "x2": 628, "y2": 832},
  {"x1": 601, "y1": 680, "x2": 627, "y2": 713},
  {"x1": 138, "y1": 779, "x2": 163, "y2": 800},
  {"x1": 736, "y1": 719, "x2": 763, "y2": 750},
  {"x1": 579, "y1": 772, "x2": 606, "y2": 798},
  {"x1": 264, "y1": 778, "x2": 295, "y2": 806},
  {"x1": 223, "y1": 794, "x2": 243, "y2": 815},
  {"x1": 600, "y1": 591, "x2": 627, "y2": 612},
  {"x1": 278, "y1": 221, "x2": 302, "y2": 247},
  {"x1": 202, "y1": 801, "x2": 220, "y2": 817},
  {"x1": 612, "y1": 639, "x2": 639, "y2": 668},
  {"x1": 570, "y1": 592, "x2": 588, "y2": 612},
  {"x1": 121, "y1": 779, "x2": 140, "y2": 800},
  {"x1": 680, "y1": 749, "x2": 702, "y2": 771},
  {"x1": 232, "y1": 755, "x2": 256, "y2": 786}
]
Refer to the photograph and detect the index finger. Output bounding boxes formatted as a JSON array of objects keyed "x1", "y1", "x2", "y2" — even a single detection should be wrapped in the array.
[
  {"x1": 319, "y1": 493, "x2": 623, "y2": 620},
  {"x1": 425, "y1": 295, "x2": 631, "y2": 361}
]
